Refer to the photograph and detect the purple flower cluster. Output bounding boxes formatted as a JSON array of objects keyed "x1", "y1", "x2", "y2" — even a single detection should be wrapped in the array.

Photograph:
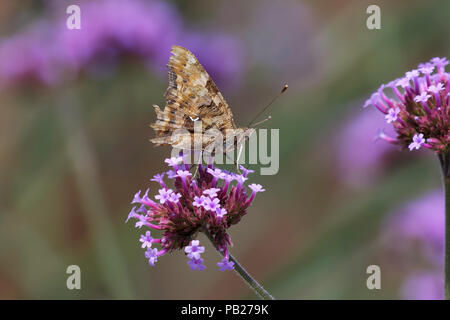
[
  {"x1": 382, "y1": 190, "x2": 444, "y2": 299},
  {"x1": 0, "y1": 23, "x2": 59, "y2": 87},
  {"x1": 364, "y1": 57, "x2": 449, "y2": 154},
  {"x1": 57, "y1": 0, "x2": 180, "y2": 74},
  {"x1": 0, "y1": 0, "x2": 243, "y2": 89},
  {"x1": 126, "y1": 156, "x2": 264, "y2": 271}
]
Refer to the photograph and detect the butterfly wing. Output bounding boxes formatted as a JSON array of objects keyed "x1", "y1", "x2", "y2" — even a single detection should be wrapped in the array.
[{"x1": 151, "y1": 45, "x2": 237, "y2": 150}]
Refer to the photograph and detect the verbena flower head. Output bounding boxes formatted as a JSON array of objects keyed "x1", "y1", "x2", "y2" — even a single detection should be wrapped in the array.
[
  {"x1": 126, "y1": 156, "x2": 264, "y2": 271},
  {"x1": 364, "y1": 57, "x2": 449, "y2": 154}
]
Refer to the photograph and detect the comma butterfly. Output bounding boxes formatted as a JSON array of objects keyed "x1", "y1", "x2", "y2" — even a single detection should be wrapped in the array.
[{"x1": 150, "y1": 45, "x2": 253, "y2": 154}]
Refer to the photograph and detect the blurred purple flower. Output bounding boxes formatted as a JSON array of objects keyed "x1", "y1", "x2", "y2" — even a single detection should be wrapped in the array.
[
  {"x1": 57, "y1": 0, "x2": 181, "y2": 74},
  {"x1": 334, "y1": 106, "x2": 397, "y2": 188},
  {"x1": 384, "y1": 190, "x2": 444, "y2": 266},
  {"x1": 0, "y1": 0, "x2": 244, "y2": 89},
  {"x1": 0, "y1": 23, "x2": 59, "y2": 88},
  {"x1": 382, "y1": 190, "x2": 444, "y2": 299},
  {"x1": 401, "y1": 271, "x2": 444, "y2": 300},
  {"x1": 178, "y1": 33, "x2": 244, "y2": 89}
]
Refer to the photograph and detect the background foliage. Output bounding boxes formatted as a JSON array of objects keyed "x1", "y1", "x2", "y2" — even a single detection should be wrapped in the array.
[{"x1": 0, "y1": 0, "x2": 448, "y2": 299}]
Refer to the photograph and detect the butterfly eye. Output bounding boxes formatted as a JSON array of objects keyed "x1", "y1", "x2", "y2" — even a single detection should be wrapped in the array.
[{"x1": 190, "y1": 116, "x2": 200, "y2": 121}]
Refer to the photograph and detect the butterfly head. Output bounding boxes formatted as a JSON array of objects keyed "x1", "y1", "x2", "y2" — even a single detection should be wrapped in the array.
[
  {"x1": 243, "y1": 127, "x2": 256, "y2": 139},
  {"x1": 238, "y1": 127, "x2": 256, "y2": 145}
]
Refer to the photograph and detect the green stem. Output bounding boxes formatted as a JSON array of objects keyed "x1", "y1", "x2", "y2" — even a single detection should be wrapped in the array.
[
  {"x1": 445, "y1": 177, "x2": 450, "y2": 300},
  {"x1": 439, "y1": 153, "x2": 450, "y2": 299},
  {"x1": 203, "y1": 227, "x2": 275, "y2": 300},
  {"x1": 56, "y1": 88, "x2": 135, "y2": 298}
]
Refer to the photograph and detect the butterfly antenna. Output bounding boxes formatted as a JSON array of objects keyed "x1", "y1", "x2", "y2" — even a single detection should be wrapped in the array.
[
  {"x1": 252, "y1": 116, "x2": 272, "y2": 127},
  {"x1": 247, "y1": 84, "x2": 288, "y2": 127}
]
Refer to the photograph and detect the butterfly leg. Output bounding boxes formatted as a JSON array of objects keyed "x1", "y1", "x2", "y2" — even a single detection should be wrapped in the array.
[
  {"x1": 224, "y1": 152, "x2": 241, "y2": 174},
  {"x1": 235, "y1": 144, "x2": 244, "y2": 174},
  {"x1": 192, "y1": 150, "x2": 203, "y2": 179}
]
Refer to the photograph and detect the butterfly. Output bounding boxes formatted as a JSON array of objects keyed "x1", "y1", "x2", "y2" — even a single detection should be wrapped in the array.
[{"x1": 150, "y1": 45, "x2": 254, "y2": 156}]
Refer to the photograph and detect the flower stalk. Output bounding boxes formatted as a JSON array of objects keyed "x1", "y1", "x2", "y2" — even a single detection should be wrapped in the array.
[
  {"x1": 365, "y1": 57, "x2": 449, "y2": 299},
  {"x1": 203, "y1": 227, "x2": 275, "y2": 300},
  {"x1": 126, "y1": 156, "x2": 273, "y2": 299},
  {"x1": 440, "y1": 152, "x2": 450, "y2": 299}
]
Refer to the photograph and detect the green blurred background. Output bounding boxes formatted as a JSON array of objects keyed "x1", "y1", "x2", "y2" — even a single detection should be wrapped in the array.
[{"x1": 0, "y1": 0, "x2": 448, "y2": 299}]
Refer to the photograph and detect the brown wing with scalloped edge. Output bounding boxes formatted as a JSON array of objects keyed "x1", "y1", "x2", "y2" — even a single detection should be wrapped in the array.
[{"x1": 150, "y1": 45, "x2": 237, "y2": 150}]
